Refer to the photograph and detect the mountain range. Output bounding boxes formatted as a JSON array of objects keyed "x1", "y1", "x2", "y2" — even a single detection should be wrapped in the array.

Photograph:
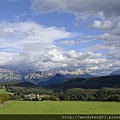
[
  {"x1": 0, "y1": 68, "x2": 92, "y2": 85},
  {"x1": 0, "y1": 67, "x2": 120, "y2": 86},
  {"x1": 0, "y1": 68, "x2": 21, "y2": 82}
]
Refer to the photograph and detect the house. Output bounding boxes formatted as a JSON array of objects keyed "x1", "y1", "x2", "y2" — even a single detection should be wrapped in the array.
[
  {"x1": 24, "y1": 94, "x2": 37, "y2": 100},
  {"x1": 2, "y1": 86, "x2": 6, "y2": 89}
]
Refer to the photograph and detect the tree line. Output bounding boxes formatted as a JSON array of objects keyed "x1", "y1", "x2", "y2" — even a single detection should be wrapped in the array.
[
  {"x1": 4, "y1": 86, "x2": 120, "y2": 102},
  {"x1": 58, "y1": 88, "x2": 120, "y2": 101}
]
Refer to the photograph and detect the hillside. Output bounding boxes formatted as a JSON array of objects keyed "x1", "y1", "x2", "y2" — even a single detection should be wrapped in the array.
[
  {"x1": 0, "y1": 81, "x2": 36, "y2": 87},
  {"x1": 38, "y1": 74, "x2": 66, "y2": 86},
  {"x1": 47, "y1": 75, "x2": 120, "y2": 90},
  {"x1": 0, "y1": 89, "x2": 13, "y2": 94}
]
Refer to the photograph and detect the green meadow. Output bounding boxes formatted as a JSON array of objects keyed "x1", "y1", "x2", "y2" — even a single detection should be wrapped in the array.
[
  {"x1": 0, "y1": 89, "x2": 13, "y2": 94},
  {"x1": 0, "y1": 101, "x2": 120, "y2": 114}
]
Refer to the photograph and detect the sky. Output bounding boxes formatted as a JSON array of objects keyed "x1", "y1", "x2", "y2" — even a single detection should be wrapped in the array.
[{"x1": 0, "y1": 0, "x2": 120, "y2": 75}]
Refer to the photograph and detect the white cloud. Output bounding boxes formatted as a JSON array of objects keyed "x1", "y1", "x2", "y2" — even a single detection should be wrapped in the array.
[
  {"x1": 0, "y1": 21, "x2": 119, "y2": 75},
  {"x1": 85, "y1": 32, "x2": 120, "y2": 74},
  {"x1": 0, "y1": 21, "x2": 74, "y2": 49},
  {"x1": 0, "y1": 52, "x2": 19, "y2": 65},
  {"x1": 0, "y1": 21, "x2": 112, "y2": 75},
  {"x1": 58, "y1": 40, "x2": 78, "y2": 46},
  {"x1": 0, "y1": 0, "x2": 120, "y2": 75},
  {"x1": 31, "y1": 0, "x2": 120, "y2": 19},
  {"x1": 30, "y1": 0, "x2": 120, "y2": 75},
  {"x1": 92, "y1": 20, "x2": 114, "y2": 30},
  {"x1": 0, "y1": 21, "x2": 79, "y2": 70}
]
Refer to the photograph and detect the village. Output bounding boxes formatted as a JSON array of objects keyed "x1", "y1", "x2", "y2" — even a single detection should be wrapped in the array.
[{"x1": 23, "y1": 93, "x2": 60, "y2": 101}]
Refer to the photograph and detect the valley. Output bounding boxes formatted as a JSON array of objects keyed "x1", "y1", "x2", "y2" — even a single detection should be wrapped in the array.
[{"x1": 0, "y1": 67, "x2": 120, "y2": 114}]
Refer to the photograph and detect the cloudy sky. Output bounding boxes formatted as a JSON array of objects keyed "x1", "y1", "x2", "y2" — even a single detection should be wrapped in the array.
[{"x1": 0, "y1": 0, "x2": 120, "y2": 75}]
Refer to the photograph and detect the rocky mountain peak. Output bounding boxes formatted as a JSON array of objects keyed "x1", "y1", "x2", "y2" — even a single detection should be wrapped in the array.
[
  {"x1": 58, "y1": 69, "x2": 84, "y2": 75},
  {"x1": 0, "y1": 68, "x2": 21, "y2": 81}
]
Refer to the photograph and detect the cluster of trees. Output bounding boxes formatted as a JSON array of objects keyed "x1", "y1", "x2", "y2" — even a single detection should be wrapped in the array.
[
  {"x1": 0, "y1": 94, "x2": 10, "y2": 104},
  {"x1": 39, "y1": 95, "x2": 59, "y2": 101},
  {"x1": 57, "y1": 88, "x2": 120, "y2": 101},
  {"x1": 6, "y1": 86, "x2": 54, "y2": 95},
  {"x1": 0, "y1": 81, "x2": 57, "y2": 101},
  {"x1": 5, "y1": 86, "x2": 55, "y2": 101}
]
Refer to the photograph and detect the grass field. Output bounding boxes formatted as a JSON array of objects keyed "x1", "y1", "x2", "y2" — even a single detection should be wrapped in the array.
[
  {"x1": 0, "y1": 89, "x2": 13, "y2": 94},
  {"x1": 0, "y1": 101, "x2": 120, "y2": 114}
]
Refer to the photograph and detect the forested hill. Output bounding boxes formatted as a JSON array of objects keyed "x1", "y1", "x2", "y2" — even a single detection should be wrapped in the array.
[
  {"x1": 47, "y1": 75, "x2": 120, "y2": 90},
  {"x1": 0, "y1": 81, "x2": 37, "y2": 88}
]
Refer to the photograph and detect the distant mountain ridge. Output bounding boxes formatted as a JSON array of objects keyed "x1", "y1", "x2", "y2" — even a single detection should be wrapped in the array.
[
  {"x1": 0, "y1": 68, "x2": 52, "y2": 84},
  {"x1": 0, "y1": 67, "x2": 120, "y2": 87},
  {"x1": 19, "y1": 69, "x2": 52, "y2": 84},
  {"x1": 0, "y1": 67, "x2": 93, "y2": 85},
  {"x1": 38, "y1": 74, "x2": 66, "y2": 86},
  {"x1": 0, "y1": 68, "x2": 21, "y2": 82}
]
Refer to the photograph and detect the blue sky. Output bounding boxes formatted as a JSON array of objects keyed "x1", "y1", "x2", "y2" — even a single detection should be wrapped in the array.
[{"x1": 0, "y1": 0, "x2": 120, "y2": 75}]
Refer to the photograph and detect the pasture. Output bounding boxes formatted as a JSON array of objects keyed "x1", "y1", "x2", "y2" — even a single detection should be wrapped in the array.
[{"x1": 0, "y1": 101, "x2": 120, "y2": 114}]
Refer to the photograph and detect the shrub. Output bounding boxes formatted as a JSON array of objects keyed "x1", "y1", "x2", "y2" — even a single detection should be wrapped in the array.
[
  {"x1": 0, "y1": 94, "x2": 10, "y2": 103},
  {"x1": 50, "y1": 96, "x2": 60, "y2": 101},
  {"x1": 107, "y1": 94, "x2": 120, "y2": 102}
]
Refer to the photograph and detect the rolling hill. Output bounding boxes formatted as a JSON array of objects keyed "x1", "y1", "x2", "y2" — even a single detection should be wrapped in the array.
[{"x1": 47, "y1": 75, "x2": 120, "y2": 90}]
